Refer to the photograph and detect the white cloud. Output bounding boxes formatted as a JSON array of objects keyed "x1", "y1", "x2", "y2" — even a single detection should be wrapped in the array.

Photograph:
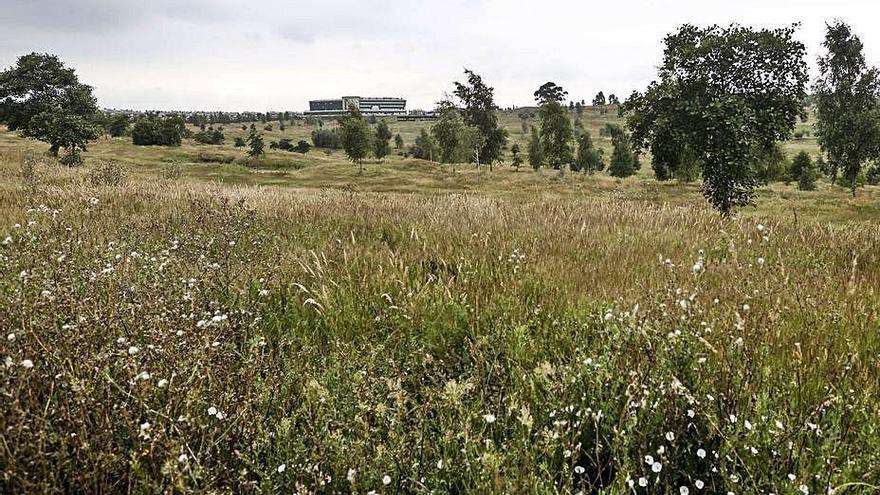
[{"x1": 1, "y1": 0, "x2": 878, "y2": 110}]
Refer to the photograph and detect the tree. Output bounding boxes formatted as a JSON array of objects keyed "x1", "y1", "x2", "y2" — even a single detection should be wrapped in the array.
[
  {"x1": 411, "y1": 128, "x2": 438, "y2": 161},
  {"x1": 789, "y1": 150, "x2": 818, "y2": 191},
  {"x1": 340, "y1": 109, "x2": 372, "y2": 171},
  {"x1": 622, "y1": 24, "x2": 808, "y2": 215},
  {"x1": 534, "y1": 82, "x2": 568, "y2": 104},
  {"x1": 572, "y1": 131, "x2": 604, "y2": 173},
  {"x1": 608, "y1": 94, "x2": 620, "y2": 105},
  {"x1": 234, "y1": 137, "x2": 246, "y2": 147},
  {"x1": 606, "y1": 124, "x2": 639, "y2": 178},
  {"x1": 394, "y1": 133, "x2": 404, "y2": 150},
  {"x1": 0, "y1": 53, "x2": 99, "y2": 164},
  {"x1": 538, "y1": 98, "x2": 574, "y2": 169},
  {"x1": 592, "y1": 91, "x2": 606, "y2": 106},
  {"x1": 107, "y1": 114, "x2": 130, "y2": 137},
  {"x1": 453, "y1": 69, "x2": 508, "y2": 168},
  {"x1": 511, "y1": 143, "x2": 523, "y2": 170},
  {"x1": 131, "y1": 116, "x2": 185, "y2": 146},
  {"x1": 814, "y1": 21, "x2": 880, "y2": 196},
  {"x1": 246, "y1": 126, "x2": 264, "y2": 158},
  {"x1": 374, "y1": 119, "x2": 392, "y2": 160},
  {"x1": 527, "y1": 126, "x2": 544, "y2": 170},
  {"x1": 432, "y1": 102, "x2": 464, "y2": 163}
]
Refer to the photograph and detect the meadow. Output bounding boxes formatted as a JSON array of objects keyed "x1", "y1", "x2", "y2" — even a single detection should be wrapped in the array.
[{"x1": 1, "y1": 110, "x2": 880, "y2": 493}]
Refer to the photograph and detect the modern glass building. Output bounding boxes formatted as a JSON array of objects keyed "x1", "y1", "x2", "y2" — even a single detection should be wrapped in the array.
[{"x1": 306, "y1": 96, "x2": 407, "y2": 116}]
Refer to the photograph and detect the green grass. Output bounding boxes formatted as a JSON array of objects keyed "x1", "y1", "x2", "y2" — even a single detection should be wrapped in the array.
[{"x1": 1, "y1": 113, "x2": 879, "y2": 493}]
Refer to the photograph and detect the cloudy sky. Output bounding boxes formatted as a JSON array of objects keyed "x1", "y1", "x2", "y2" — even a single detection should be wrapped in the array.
[{"x1": 2, "y1": 0, "x2": 879, "y2": 112}]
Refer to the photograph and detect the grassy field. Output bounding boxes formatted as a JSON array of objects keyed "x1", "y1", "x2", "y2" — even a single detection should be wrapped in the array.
[{"x1": 2, "y1": 111, "x2": 880, "y2": 493}]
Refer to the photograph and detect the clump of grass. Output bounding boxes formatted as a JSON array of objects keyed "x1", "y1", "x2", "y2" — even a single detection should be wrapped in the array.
[
  {"x1": 1, "y1": 156, "x2": 879, "y2": 493},
  {"x1": 86, "y1": 159, "x2": 128, "y2": 186}
]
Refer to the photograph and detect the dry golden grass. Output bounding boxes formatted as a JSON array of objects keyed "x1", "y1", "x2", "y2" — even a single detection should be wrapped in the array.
[{"x1": 1, "y1": 131, "x2": 879, "y2": 493}]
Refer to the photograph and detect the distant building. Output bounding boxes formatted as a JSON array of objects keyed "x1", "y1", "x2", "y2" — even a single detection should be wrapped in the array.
[{"x1": 306, "y1": 96, "x2": 407, "y2": 117}]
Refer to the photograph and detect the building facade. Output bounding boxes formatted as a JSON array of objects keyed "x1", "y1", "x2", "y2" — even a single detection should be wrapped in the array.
[{"x1": 306, "y1": 96, "x2": 407, "y2": 117}]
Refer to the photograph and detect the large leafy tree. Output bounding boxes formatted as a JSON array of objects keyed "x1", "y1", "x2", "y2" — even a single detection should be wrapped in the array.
[
  {"x1": 534, "y1": 82, "x2": 568, "y2": 105},
  {"x1": 572, "y1": 131, "x2": 604, "y2": 173},
  {"x1": 623, "y1": 24, "x2": 808, "y2": 215},
  {"x1": 453, "y1": 69, "x2": 508, "y2": 169},
  {"x1": 538, "y1": 98, "x2": 574, "y2": 169},
  {"x1": 340, "y1": 109, "x2": 372, "y2": 171},
  {"x1": 0, "y1": 53, "x2": 99, "y2": 164},
  {"x1": 527, "y1": 125, "x2": 544, "y2": 170},
  {"x1": 813, "y1": 21, "x2": 880, "y2": 196}
]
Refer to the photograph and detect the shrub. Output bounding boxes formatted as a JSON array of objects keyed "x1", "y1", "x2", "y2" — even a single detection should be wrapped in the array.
[
  {"x1": 87, "y1": 160, "x2": 127, "y2": 186},
  {"x1": 311, "y1": 128, "x2": 341, "y2": 149},
  {"x1": 131, "y1": 117, "x2": 185, "y2": 146}
]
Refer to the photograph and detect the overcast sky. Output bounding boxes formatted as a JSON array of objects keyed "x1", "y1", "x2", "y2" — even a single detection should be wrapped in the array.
[{"x1": 2, "y1": 0, "x2": 879, "y2": 112}]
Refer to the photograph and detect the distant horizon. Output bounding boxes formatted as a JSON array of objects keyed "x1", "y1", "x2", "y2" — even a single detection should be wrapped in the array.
[{"x1": 2, "y1": 0, "x2": 879, "y2": 112}]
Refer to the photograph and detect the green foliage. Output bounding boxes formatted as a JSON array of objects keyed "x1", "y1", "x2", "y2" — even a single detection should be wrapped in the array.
[
  {"x1": 752, "y1": 143, "x2": 789, "y2": 184},
  {"x1": 234, "y1": 137, "x2": 246, "y2": 147},
  {"x1": 294, "y1": 140, "x2": 311, "y2": 154},
  {"x1": 0, "y1": 53, "x2": 99, "y2": 160},
  {"x1": 527, "y1": 126, "x2": 544, "y2": 170},
  {"x1": 538, "y1": 99, "x2": 574, "y2": 169},
  {"x1": 534, "y1": 81, "x2": 568, "y2": 104},
  {"x1": 411, "y1": 128, "x2": 438, "y2": 161},
  {"x1": 623, "y1": 24, "x2": 808, "y2": 215},
  {"x1": 373, "y1": 120, "x2": 392, "y2": 160},
  {"x1": 106, "y1": 114, "x2": 131, "y2": 138},
  {"x1": 814, "y1": 21, "x2": 880, "y2": 196},
  {"x1": 453, "y1": 69, "x2": 508, "y2": 166},
  {"x1": 246, "y1": 126, "x2": 264, "y2": 158},
  {"x1": 511, "y1": 143, "x2": 523, "y2": 170},
  {"x1": 194, "y1": 128, "x2": 225, "y2": 145},
  {"x1": 131, "y1": 116, "x2": 185, "y2": 146},
  {"x1": 394, "y1": 133, "x2": 404, "y2": 150},
  {"x1": 789, "y1": 150, "x2": 818, "y2": 190},
  {"x1": 572, "y1": 131, "x2": 604, "y2": 173},
  {"x1": 606, "y1": 124, "x2": 638, "y2": 178},
  {"x1": 592, "y1": 91, "x2": 606, "y2": 106},
  {"x1": 432, "y1": 103, "x2": 464, "y2": 164},
  {"x1": 311, "y1": 128, "x2": 341, "y2": 149},
  {"x1": 339, "y1": 109, "x2": 372, "y2": 168}
]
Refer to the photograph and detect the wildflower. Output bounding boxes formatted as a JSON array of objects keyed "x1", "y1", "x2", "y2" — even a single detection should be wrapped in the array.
[
  {"x1": 651, "y1": 461, "x2": 662, "y2": 473},
  {"x1": 347, "y1": 468, "x2": 357, "y2": 483},
  {"x1": 177, "y1": 453, "x2": 188, "y2": 463},
  {"x1": 574, "y1": 465, "x2": 585, "y2": 474},
  {"x1": 681, "y1": 487, "x2": 690, "y2": 495},
  {"x1": 277, "y1": 464, "x2": 286, "y2": 474},
  {"x1": 157, "y1": 378, "x2": 169, "y2": 388},
  {"x1": 128, "y1": 346, "x2": 140, "y2": 355},
  {"x1": 729, "y1": 414, "x2": 737, "y2": 424},
  {"x1": 666, "y1": 431, "x2": 675, "y2": 441},
  {"x1": 757, "y1": 224, "x2": 765, "y2": 232},
  {"x1": 7, "y1": 333, "x2": 14, "y2": 341},
  {"x1": 692, "y1": 260, "x2": 704, "y2": 273},
  {"x1": 687, "y1": 409, "x2": 696, "y2": 418},
  {"x1": 788, "y1": 474, "x2": 796, "y2": 481},
  {"x1": 742, "y1": 304, "x2": 750, "y2": 312},
  {"x1": 21, "y1": 359, "x2": 34, "y2": 369},
  {"x1": 639, "y1": 477, "x2": 648, "y2": 487},
  {"x1": 697, "y1": 448, "x2": 706, "y2": 459},
  {"x1": 695, "y1": 480, "x2": 704, "y2": 489},
  {"x1": 776, "y1": 420, "x2": 785, "y2": 430},
  {"x1": 644, "y1": 455, "x2": 654, "y2": 465},
  {"x1": 745, "y1": 420, "x2": 753, "y2": 430},
  {"x1": 799, "y1": 485, "x2": 809, "y2": 494},
  {"x1": 757, "y1": 257, "x2": 765, "y2": 266},
  {"x1": 436, "y1": 459, "x2": 443, "y2": 469},
  {"x1": 207, "y1": 406, "x2": 218, "y2": 416},
  {"x1": 382, "y1": 474, "x2": 392, "y2": 485},
  {"x1": 483, "y1": 413, "x2": 496, "y2": 424}
]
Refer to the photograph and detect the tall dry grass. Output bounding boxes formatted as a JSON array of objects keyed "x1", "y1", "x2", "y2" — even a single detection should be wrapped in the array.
[{"x1": 1, "y1": 157, "x2": 879, "y2": 493}]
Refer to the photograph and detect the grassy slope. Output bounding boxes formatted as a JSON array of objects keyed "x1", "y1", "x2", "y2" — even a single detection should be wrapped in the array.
[{"x1": 1, "y1": 110, "x2": 879, "y2": 493}]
